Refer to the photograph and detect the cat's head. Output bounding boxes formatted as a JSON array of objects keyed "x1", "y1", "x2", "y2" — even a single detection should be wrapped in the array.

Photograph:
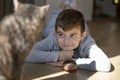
[
  {"x1": 13, "y1": 0, "x2": 49, "y2": 34},
  {"x1": 13, "y1": 0, "x2": 49, "y2": 20}
]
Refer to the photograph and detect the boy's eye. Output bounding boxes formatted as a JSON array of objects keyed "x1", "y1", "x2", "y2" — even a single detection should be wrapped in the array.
[
  {"x1": 58, "y1": 33, "x2": 65, "y2": 37},
  {"x1": 71, "y1": 34, "x2": 76, "y2": 39}
]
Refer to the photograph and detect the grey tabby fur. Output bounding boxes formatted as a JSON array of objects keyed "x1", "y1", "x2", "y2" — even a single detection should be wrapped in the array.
[{"x1": 0, "y1": 0, "x2": 49, "y2": 80}]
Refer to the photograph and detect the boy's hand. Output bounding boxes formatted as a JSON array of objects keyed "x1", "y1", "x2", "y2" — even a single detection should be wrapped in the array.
[
  {"x1": 48, "y1": 60, "x2": 77, "y2": 73},
  {"x1": 58, "y1": 50, "x2": 74, "y2": 61}
]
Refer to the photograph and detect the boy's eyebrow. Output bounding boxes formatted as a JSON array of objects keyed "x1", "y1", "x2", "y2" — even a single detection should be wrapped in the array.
[
  {"x1": 71, "y1": 33, "x2": 80, "y2": 35},
  {"x1": 57, "y1": 31, "x2": 80, "y2": 35},
  {"x1": 56, "y1": 31, "x2": 63, "y2": 33}
]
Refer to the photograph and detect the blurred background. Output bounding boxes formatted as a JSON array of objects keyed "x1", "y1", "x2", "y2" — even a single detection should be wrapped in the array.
[{"x1": 0, "y1": 0, "x2": 120, "y2": 22}]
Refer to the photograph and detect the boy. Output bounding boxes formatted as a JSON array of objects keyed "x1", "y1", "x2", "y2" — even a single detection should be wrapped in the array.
[{"x1": 26, "y1": 0, "x2": 111, "y2": 72}]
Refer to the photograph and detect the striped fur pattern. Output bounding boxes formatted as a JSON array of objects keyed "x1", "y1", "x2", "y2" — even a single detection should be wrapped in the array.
[{"x1": 0, "y1": 0, "x2": 49, "y2": 80}]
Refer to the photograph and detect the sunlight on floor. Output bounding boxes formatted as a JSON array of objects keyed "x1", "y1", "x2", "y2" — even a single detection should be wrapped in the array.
[
  {"x1": 0, "y1": 73, "x2": 5, "y2": 80},
  {"x1": 109, "y1": 55, "x2": 120, "y2": 64},
  {"x1": 32, "y1": 71, "x2": 69, "y2": 80}
]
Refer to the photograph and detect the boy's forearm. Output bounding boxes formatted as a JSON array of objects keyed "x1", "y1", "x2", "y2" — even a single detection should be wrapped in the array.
[
  {"x1": 73, "y1": 54, "x2": 111, "y2": 72},
  {"x1": 75, "y1": 44, "x2": 111, "y2": 72},
  {"x1": 26, "y1": 50, "x2": 59, "y2": 63}
]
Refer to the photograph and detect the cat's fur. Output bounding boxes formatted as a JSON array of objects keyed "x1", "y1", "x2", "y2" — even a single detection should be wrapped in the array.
[{"x1": 0, "y1": 0, "x2": 49, "y2": 80}]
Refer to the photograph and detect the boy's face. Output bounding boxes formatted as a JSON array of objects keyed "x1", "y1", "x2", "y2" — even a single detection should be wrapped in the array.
[{"x1": 56, "y1": 26, "x2": 86, "y2": 50}]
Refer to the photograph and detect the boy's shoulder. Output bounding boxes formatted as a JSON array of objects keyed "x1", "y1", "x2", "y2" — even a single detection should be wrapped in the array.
[
  {"x1": 46, "y1": 32, "x2": 56, "y2": 40},
  {"x1": 37, "y1": 32, "x2": 57, "y2": 44},
  {"x1": 35, "y1": 32, "x2": 58, "y2": 49}
]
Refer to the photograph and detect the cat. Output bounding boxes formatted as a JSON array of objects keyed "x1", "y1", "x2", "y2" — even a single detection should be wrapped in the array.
[{"x1": 0, "y1": 0, "x2": 49, "y2": 80}]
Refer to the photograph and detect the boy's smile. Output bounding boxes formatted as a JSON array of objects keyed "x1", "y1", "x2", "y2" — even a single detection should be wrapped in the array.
[{"x1": 56, "y1": 27, "x2": 86, "y2": 50}]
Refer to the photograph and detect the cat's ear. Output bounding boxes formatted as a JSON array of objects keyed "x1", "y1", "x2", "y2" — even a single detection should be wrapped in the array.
[
  {"x1": 39, "y1": 5, "x2": 49, "y2": 17},
  {"x1": 13, "y1": 0, "x2": 20, "y2": 11}
]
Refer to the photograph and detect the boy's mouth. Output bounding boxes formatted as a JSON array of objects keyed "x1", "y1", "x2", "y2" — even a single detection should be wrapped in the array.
[
  {"x1": 63, "y1": 45, "x2": 71, "y2": 47},
  {"x1": 61, "y1": 45, "x2": 74, "y2": 50},
  {"x1": 63, "y1": 45, "x2": 73, "y2": 48}
]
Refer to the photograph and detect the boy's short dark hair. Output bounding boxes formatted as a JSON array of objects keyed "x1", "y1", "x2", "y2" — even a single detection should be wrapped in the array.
[{"x1": 55, "y1": 9, "x2": 85, "y2": 33}]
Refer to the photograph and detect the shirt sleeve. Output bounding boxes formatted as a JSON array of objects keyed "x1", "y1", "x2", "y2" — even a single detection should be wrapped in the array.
[
  {"x1": 26, "y1": 34, "x2": 59, "y2": 63},
  {"x1": 73, "y1": 44, "x2": 111, "y2": 72}
]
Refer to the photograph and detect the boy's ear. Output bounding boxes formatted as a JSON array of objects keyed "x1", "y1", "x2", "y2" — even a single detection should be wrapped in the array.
[
  {"x1": 81, "y1": 32, "x2": 87, "y2": 41},
  {"x1": 13, "y1": 0, "x2": 20, "y2": 11}
]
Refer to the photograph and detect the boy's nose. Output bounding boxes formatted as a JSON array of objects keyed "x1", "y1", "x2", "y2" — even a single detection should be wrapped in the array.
[{"x1": 63, "y1": 37, "x2": 71, "y2": 44}]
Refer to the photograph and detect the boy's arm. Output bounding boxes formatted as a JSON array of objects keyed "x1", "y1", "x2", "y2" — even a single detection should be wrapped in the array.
[
  {"x1": 73, "y1": 44, "x2": 111, "y2": 72},
  {"x1": 26, "y1": 34, "x2": 59, "y2": 63},
  {"x1": 26, "y1": 49, "x2": 59, "y2": 63}
]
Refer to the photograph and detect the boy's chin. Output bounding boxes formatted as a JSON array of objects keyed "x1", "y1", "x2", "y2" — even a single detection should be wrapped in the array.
[{"x1": 61, "y1": 48, "x2": 74, "y2": 51}]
